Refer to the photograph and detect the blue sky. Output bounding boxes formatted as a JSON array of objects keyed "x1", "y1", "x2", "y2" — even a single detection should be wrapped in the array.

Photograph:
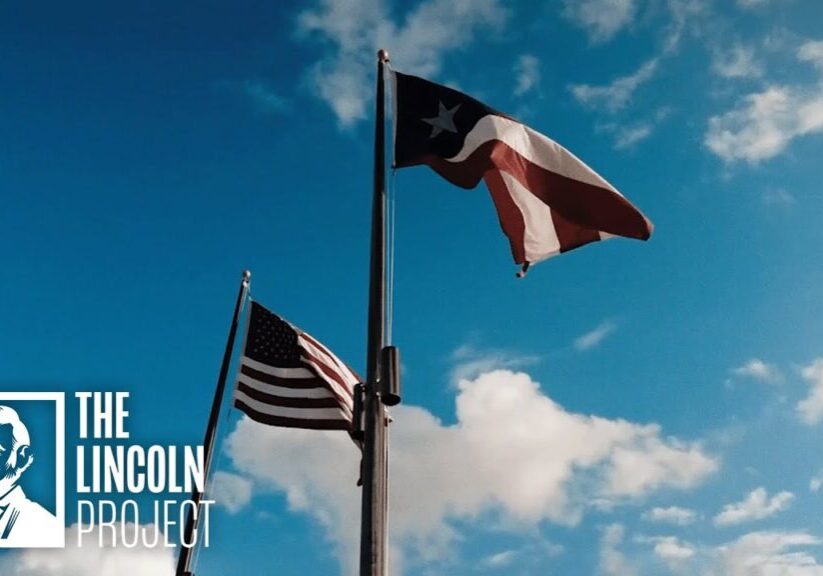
[{"x1": 1, "y1": 0, "x2": 823, "y2": 574}]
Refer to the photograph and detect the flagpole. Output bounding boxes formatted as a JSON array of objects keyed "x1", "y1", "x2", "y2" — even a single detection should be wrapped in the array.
[
  {"x1": 176, "y1": 270, "x2": 251, "y2": 576},
  {"x1": 360, "y1": 49, "x2": 390, "y2": 576}
]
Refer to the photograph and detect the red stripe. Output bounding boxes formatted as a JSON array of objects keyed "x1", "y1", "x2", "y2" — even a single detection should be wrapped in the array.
[
  {"x1": 550, "y1": 208, "x2": 602, "y2": 253},
  {"x1": 236, "y1": 382, "x2": 341, "y2": 410},
  {"x1": 240, "y1": 364, "x2": 325, "y2": 389},
  {"x1": 235, "y1": 401, "x2": 351, "y2": 431},
  {"x1": 488, "y1": 167, "x2": 603, "y2": 256},
  {"x1": 483, "y1": 169, "x2": 527, "y2": 264},
  {"x1": 301, "y1": 348, "x2": 355, "y2": 402},
  {"x1": 300, "y1": 332, "x2": 362, "y2": 382},
  {"x1": 419, "y1": 140, "x2": 652, "y2": 241}
]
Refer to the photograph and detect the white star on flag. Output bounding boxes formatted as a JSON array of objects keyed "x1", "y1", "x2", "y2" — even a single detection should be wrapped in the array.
[{"x1": 422, "y1": 101, "x2": 461, "y2": 138}]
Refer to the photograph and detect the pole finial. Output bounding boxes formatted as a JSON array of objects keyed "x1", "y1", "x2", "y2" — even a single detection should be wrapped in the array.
[
  {"x1": 242, "y1": 269, "x2": 251, "y2": 282},
  {"x1": 377, "y1": 49, "x2": 389, "y2": 63}
]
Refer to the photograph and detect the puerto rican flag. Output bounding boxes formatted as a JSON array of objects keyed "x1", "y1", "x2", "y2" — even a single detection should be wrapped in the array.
[{"x1": 391, "y1": 71, "x2": 653, "y2": 276}]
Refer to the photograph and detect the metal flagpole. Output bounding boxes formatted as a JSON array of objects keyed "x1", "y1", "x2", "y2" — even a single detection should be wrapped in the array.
[
  {"x1": 176, "y1": 270, "x2": 251, "y2": 576},
  {"x1": 359, "y1": 49, "x2": 390, "y2": 576}
]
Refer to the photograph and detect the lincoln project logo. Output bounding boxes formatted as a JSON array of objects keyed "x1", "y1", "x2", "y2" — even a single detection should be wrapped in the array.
[{"x1": 0, "y1": 393, "x2": 65, "y2": 548}]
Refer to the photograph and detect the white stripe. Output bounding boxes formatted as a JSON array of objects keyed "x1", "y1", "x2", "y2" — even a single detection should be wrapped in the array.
[
  {"x1": 236, "y1": 374, "x2": 334, "y2": 399},
  {"x1": 298, "y1": 360, "x2": 354, "y2": 411},
  {"x1": 299, "y1": 363, "x2": 354, "y2": 411},
  {"x1": 447, "y1": 115, "x2": 622, "y2": 195},
  {"x1": 499, "y1": 170, "x2": 561, "y2": 263},
  {"x1": 298, "y1": 335, "x2": 359, "y2": 385},
  {"x1": 234, "y1": 390, "x2": 350, "y2": 421},
  {"x1": 298, "y1": 337, "x2": 358, "y2": 407},
  {"x1": 241, "y1": 356, "x2": 315, "y2": 379}
]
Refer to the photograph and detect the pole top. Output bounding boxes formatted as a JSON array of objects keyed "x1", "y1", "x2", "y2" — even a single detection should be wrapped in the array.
[
  {"x1": 377, "y1": 49, "x2": 389, "y2": 63},
  {"x1": 242, "y1": 269, "x2": 251, "y2": 282}
]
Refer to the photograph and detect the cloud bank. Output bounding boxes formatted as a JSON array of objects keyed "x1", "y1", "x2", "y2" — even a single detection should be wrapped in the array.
[
  {"x1": 705, "y1": 40, "x2": 823, "y2": 163},
  {"x1": 225, "y1": 367, "x2": 717, "y2": 574},
  {"x1": 732, "y1": 358, "x2": 783, "y2": 383},
  {"x1": 0, "y1": 524, "x2": 174, "y2": 576},
  {"x1": 643, "y1": 505, "x2": 698, "y2": 525},
  {"x1": 562, "y1": 0, "x2": 637, "y2": 44},
  {"x1": 714, "y1": 487, "x2": 794, "y2": 526},
  {"x1": 297, "y1": 0, "x2": 507, "y2": 126},
  {"x1": 798, "y1": 358, "x2": 823, "y2": 425},
  {"x1": 574, "y1": 319, "x2": 618, "y2": 351}
]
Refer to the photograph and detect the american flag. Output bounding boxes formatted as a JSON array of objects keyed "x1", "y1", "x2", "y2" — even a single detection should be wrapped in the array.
[{"x1": 233, "y1": 301, "x2": 359, "y2": 431}]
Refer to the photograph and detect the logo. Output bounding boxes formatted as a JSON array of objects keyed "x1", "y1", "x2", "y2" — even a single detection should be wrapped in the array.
[{"x1": 0, "y1": 393, "x2": 65, "y2": 548}]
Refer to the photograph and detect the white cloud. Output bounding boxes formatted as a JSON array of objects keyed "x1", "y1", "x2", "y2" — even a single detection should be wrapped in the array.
[
  {"x1": 297, "y1": 0, "x2": 507, "y2": 126},
  {"x1": 514, "y1": 54, "x2": 540, "y2": 97},
  {"x1": 600, "y1": 524, "x2": 636, "y2": 576},
  {"x1": 644, "y1": 535, "x2": 696, "y2": 570},
  {"x1": 630, "y1": 527, "x2": 823, "y2": 575},
  {"x1": 800, "y1": 41, "x2": 823, "y2": 69},
  {"x1": 479, "y1": 549, "x2": 518, "y2": 568},
  {"x1": 639, "y1": 530, "x2": 823, "y2": 575},
  {"x1": 714, "y1": 487, "x2": 794, "y2": 526},
  {"x1": 705, "y1": 86, "x2": 823, "y2": 163},
  {"x1": 562, "y1": 0, "x2": 637, "y2": 43},
  {"x1": 571, "y1": 60, "x2": 659, "y2": 113},
  {"x1": 599, "y1": 107, "x2": 670, "y2": 150},
  {"x1": 705, "y1": 40, "x2": 823, "y2": 163},
  {"x1": 737, "y1": 0, "x2": 772, "y2": 7},
  {"x1": 449, "y1": 344, "x2": 540, "y2": 383},
  {"x1": 574, "y1": 320, "x2": 617, "y2": 351},
  {"x1": 225, "y1": 368, "x2": 717, "y2": 574},
  {"x1": 732, "y1": 358, "x2": 783, "y2": 383},
  {"x1": 798, "y1": 359, "x2": 823, "y2": 425},
  {"x1": 665, "y1": 0, "x2": 705, "y2": 51},
  {"x1": 613, "y1": 123, "x2": 653, "y2": 149},
  {"x1": 478, "y1": 540, "x2": 562, "y2": 570},
  {"x1": 712, "y1": 44, "x2": 763, "y2": 79},
  {"x1": 570, "y1": 0, "x2": 699, "y2": 113},
  {"x1": 0, "y1": 524, "x2": 174, "y2": 576},
  {"x1": 714, "y1": 531, "x2": 823, "y2": 575},
  {"x1": 226, "y1": 425, "x2": 362, "y2": 573},
  {"x1": 655, "y1": 536, "x2": 695, "y2": 559},
  {"x1": 211, "y1": 470, "x2": 253, "y2": 513},
  {"x1": 811, "y1": 471, "x2": 823, "y2": 493},
  {"x1": 642, "y1": 505, "x2": 698, "y2": 525},
  {"x1": 761, "y1": 188, "x2": 796, "y2": 207},
  {"x1": 242, "y1": 80, "x2": 288, "y2": 114},
  {"x1": 607, "y1": 435, "x2": 716, "y2": 497}
]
